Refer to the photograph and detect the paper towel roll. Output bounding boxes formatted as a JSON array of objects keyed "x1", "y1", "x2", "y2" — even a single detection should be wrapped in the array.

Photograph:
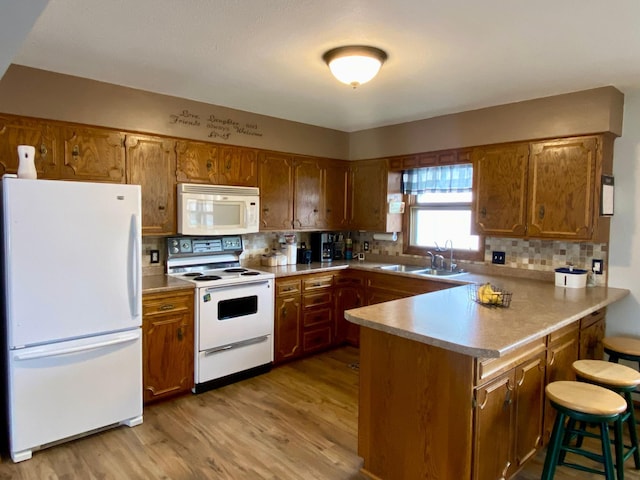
[{"x1": 372, "y1": 232, "x2": 398, "y2": 242}]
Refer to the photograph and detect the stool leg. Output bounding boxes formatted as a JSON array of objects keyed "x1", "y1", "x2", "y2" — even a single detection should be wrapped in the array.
[
  {"x1": 601, "y1": 422, "x2": 616, "y2": 480},
  {"x1": 543, "y1": 412, "x2": 567, "y2": 480},
  {"x1": 614, "y1": 417, "x2": 625, "y2": 480},
  {"x1": 559, "y1": 417, "x2": 577, "y2": 464},
  {"x1": 624, "y1": 391, "x2": 640, "y2": 468}
]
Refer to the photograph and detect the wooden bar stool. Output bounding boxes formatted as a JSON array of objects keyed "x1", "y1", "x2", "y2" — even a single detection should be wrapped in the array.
[
  {"x1": 603, "y1": 337, "x2": 640, "y2": 366},
  {"x1": 542, "y1": 381, "x2": 626, "y2": 480},
  {"x1": 572, "y1": 359, "x2": 640, "y2": 477}
]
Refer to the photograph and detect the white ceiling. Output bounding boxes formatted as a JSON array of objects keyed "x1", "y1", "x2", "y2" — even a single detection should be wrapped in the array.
[{"x1": 11, "y1": 0, "x2": 640, "y2": 132}]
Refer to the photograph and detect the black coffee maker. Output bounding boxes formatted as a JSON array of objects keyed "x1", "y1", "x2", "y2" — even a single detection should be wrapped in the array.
[{"x1": 310, "y1": 233, "x2": 334, "y2": 263}]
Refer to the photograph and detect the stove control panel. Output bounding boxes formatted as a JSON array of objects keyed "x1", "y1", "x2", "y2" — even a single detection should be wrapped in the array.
[{"x1": 167, "y1": 235, "x2": 243, "y2": 256}]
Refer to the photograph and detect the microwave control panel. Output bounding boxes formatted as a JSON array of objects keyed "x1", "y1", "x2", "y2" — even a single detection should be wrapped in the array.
[{"x1": 167, "y1": 235, "x2": 243, "y2": 256}]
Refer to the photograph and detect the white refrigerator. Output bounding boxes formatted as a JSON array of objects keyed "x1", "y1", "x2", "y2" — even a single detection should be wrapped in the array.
[{"x1": 1, "y1": 176, "x2": 143, "y2": 462}]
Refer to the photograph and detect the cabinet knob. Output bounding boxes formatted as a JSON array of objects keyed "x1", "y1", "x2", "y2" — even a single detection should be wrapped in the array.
[
  {"x1": 158, "y1": 205, "x2": 166, "y2": 210},
  {"x1": 226, "y1": 160, "x2": 231, "y2": 170},
  {"x1": 177, "y1": 326, "x2": 184, "y2": 341},
  {"x1": 40, "y1": 143, "x2": 48, "y2": 157},
  {"x1": 206, "y1": 162, "x2": 212, "y2": 169},
  {"x1": 72, "y1": 145, "x2": 79, "y2": 157},
  {"x1": 282, "y1": 307, "x2": 287, "y2": 317},
  {"x1": 481, "y1": 207, "x2": 487, "y2": 218},
  {"x1": 538, "y1": 205, "x2": 545, "y2": 220}
]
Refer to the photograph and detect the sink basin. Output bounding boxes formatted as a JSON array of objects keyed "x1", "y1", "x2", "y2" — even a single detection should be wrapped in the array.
[
  {"x1": 414, "y1": 268, "x2": 467, "y2": 277},
  {"x1": 377, "y1": 264, "x2": 427, "y2": 273}
]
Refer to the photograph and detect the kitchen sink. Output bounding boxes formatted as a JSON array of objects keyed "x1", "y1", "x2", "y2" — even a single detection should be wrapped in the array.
[
  {"x1": 414, "y1": 268, "x2": 467, "y2": 277},
  {"x1": 377, "y1": 264, "x2": 427, "y2": 272}
]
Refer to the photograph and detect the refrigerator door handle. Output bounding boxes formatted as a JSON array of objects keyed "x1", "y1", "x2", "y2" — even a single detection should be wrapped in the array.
[
  {"x1": 129, "y1": 213, "x2": 140, "y2": 318},
  {"x1": 14, "y1": 332, "x2": 140, "y2": 361}
]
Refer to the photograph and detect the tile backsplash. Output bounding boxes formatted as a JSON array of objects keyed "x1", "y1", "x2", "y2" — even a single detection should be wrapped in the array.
[{"x1": 143, "y1": 232, "x2": 607, "y2": 285}]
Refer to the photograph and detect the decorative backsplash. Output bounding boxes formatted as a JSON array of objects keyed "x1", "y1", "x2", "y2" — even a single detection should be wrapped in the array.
[{"x1": 143, "y1": 232, "x2": 608, "y2": 285}]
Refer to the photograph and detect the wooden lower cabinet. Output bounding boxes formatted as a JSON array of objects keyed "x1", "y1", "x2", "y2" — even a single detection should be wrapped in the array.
[
  {"x1": 334, "y1": 271, "x2": 365, "y2": 346},
  {"x1": 142, "y1": 289, "x2": 194, "y2": 404},
  {"x1": 579, "y1": 308, "x2": 606, "y2": 360},
  {"x1": 274, "y1": 278, "x2": 302, "y2": 363},
  {"x1": 473, "y1": 344, "x2": 546, "y2": 480}
]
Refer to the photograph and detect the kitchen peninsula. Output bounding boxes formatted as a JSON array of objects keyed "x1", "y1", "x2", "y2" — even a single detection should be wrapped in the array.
[{"x1": 345, "y1": 277, "x2": 629, "y2": 480}]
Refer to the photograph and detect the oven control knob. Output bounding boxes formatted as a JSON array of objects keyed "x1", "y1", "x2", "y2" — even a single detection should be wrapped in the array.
[{"x1": 171, "y1": 246, "x2": 179, "y2": 254}]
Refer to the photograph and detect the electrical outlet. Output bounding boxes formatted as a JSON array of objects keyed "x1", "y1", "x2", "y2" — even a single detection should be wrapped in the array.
[
  {"x1": 492, "y1": 251, "x2": 506, "y2": 265},
  {"x1": 363, "y1": 241, "x2": 370, "y2": 252},
  {"x1": 150, "y1": 250, "x2": 160, "y2": 264},
  {"x1": 592, "y1": 258, "x2": 603, "y2": 274}
]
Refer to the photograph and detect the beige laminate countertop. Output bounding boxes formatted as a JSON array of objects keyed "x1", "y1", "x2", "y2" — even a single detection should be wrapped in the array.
[
  {"x1": 142, "y1": 274, "x2": 194, "y2": 294},
  {"x1": 345, "y1": 274, "x2": 629, "y2": 359}
]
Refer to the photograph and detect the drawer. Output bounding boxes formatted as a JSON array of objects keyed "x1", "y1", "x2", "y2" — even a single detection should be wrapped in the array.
[
  {"x1": 303, "y1": 291, "x2": 332, "y2": 309},
  {"x1": 548, "y1": 322, "x2": 579, "y2": 345},
  {"x1": 276, "y1": 278, "x2": 301, "y2": 296},
  {"x1": 303, "y1": 306, "x2": 332, "y2": 328},
  {"x1": 303, "y1": 326, "x2": 332, "y2": 353},
  {"x1": 302, "y1": 275, "x2": 333, "y2": 291},
  {"x1": 143, "y1": 291, "x2": 193, "y2": 316},
  {"x1": 580, "y1": 308, "x2": 606, "y2": 330},
  {"x1": 476, "y1": 337, "x2": 547, "y2": 386},
  {"x1": 334, "y1": 274, "x2": 364, "y2": 287}
]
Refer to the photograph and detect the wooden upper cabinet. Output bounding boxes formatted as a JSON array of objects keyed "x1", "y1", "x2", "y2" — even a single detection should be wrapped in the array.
[
  {"x1": 0, "y1": 116, "x2": 59, "y2": 178},
  {"x1": 293, "y1": 157, "x2": 325, "y2": 229},
  {"x1": 218, "y1": 145, "x2": 258, "y2": 186},
  {"x1": 324, "y1": 159, "x2": 351, "y2": 230},
  {"x1": 527, "y1": 136, "x2": 598, "y2": 239},
  {"x1": 350, "y1": 158, "x2": 402, "y2": 232},
  {"x1": 175, "y1": 140, "x2": 218, "y2": 184},
  {"x1": 258, "y1": 151, "x2": 294, "y2": 230},
  {"x1": 60, "y1": 126, "x2": 126, "y2": 183},
  {"x1": 472, "y1": 143, "x2": 529, "y2": 236},
  {"x1": 126, "y1": 134, "x2": 177, "y2": 236}
]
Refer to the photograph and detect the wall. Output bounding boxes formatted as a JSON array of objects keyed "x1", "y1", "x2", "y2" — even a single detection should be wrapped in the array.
[
  {"x1": 349, "y1": 87, "x2": 624, "y2": 160},
  {"x1": 607, "y1": 89, "x2": 640, "y2": 336},
  {"x1": 0, "y1": 65, "x2": 350, "y2": 160}
]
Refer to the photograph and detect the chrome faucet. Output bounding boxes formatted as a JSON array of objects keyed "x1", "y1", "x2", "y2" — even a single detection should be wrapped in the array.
[
  {"x1": 434, "y1": 254, "x2": 445, "y2": 270},
  {"x1": 426, "y1": 251, "x2": 435, "y2": 269}
]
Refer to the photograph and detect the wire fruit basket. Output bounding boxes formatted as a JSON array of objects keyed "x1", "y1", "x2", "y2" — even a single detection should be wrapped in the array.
[{"x1": 468, "y1": 283, "x2": 512, "y2": 308}]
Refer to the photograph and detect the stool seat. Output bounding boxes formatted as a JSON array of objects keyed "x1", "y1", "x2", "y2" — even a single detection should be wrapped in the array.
[
  {"x1": 603, "y1": 336, "x2": 640, "y2": 357},
  {"x1": 546, "y1": 381, "x2": 626, "y2": 416},
  {"x1": 573, "y1": 359, "x2": 640, "y2": 388}
]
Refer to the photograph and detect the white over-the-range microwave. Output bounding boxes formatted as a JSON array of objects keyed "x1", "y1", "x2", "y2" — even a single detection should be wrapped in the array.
[{"x1": 177, "y1": 183, "x2": 260, "y2": 236}]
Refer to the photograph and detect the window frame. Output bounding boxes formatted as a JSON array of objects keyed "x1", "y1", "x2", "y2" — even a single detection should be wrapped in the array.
[{"x1": 402, "y1": 171, "x2": 484, "y2": 262}]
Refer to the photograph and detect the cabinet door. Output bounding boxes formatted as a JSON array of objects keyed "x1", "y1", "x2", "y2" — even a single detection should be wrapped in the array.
[
  {"x1": 472, "y1": 143, "x2": 529, "y2": 236},
  {"x1": 543, "y1": 331, "x2": 579, "y2": 443},
  {"x1": 274, "y1": 294, "x2": 302, "y2": 363},
  {"x1": 258, "y1": 152, "x2": 294, "y2": 230},
  {"x1": 334, "y1": 285, "x2": 364, "y2": 346},
  {"x1": 350, "y1": 159, "x2": 387, "y2": 231},
  {"x1": 527, "y1": 137, "x2": 598, "y2": 239},
  {"x1": 61, "y1": 126, "x2": 126, "y2": 183},
  {"x1": 324, "y1": 159, "x2": 351, "y2": 230},
  {"x1": 580, "y1": 317, "x2": 605, "y2": 360},
  {"x1": 175, "y1": 140, "x2": 218, "y2": 184},
  {"x1": 0, "y1": 115, "x2": 59, "y2": 178},
  {"x1": 293, "y1": 157, "x2": 325, "y2": 229},
  {"x1": 366, "y1": 288, "x2": 408, "y2": 306},
  {"x1": 473, "y1": 372, "x2": 514, "y2": 480},
  {"x1": 513, "y1": 353, "x2": 545, "y2": 470},
  {"x1": 126, "y1": 134, "x2": 177, "y2": 236},
  {"x1": 142, "y1": 291, "x2": 194, "y2": 404},
  {"x1": 218, "y1": 145, "x2": 258, "y2": 186}
]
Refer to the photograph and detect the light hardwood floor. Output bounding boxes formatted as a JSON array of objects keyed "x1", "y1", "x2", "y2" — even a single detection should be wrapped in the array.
[{"x1": 0, "y1": 346, "x2": 639, "y2": 479}]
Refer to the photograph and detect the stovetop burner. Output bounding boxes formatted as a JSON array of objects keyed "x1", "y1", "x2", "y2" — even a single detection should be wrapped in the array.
[
  {"x1": 193, "y1": 275, "x2": 223, "y2": 281},
  {"x1": 183, "y1": 272, "x2": 203, "y2": 277},
  {"x1": 224, "y1": 268, "x2": 248, "y2": 273},
  {"x1": 241, "y1": 271, "x2": 261, "y2": 276}
]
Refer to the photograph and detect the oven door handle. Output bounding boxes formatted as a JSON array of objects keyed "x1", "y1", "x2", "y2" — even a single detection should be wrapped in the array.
[
  {"x1": 203, "y1": 335, "x2": 270, "y2": 356},
  {"x1": 205, "y1": 280, "x2": 271, "y2": 293}
]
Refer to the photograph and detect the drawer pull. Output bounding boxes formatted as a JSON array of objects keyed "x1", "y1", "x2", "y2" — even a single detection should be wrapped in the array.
[{"x1": 159, "y1": 303, "x2": 175, "y2": 311}]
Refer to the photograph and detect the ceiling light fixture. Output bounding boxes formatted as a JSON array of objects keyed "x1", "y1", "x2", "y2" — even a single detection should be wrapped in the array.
[{"x1": 322, "y1": 45, "x2": 388, "y2": 88}]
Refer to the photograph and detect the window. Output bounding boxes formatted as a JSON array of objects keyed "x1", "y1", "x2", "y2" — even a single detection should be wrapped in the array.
[{"x1": 402, "y1": 164, "x2": 482, "y2": 259}]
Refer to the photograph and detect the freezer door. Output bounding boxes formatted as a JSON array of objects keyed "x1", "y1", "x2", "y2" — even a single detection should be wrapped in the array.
[
  {"x1": 2, "y1": 178, "x2": 142, "y2": 347},
  {"x1": 8, "y1": 329, "x2": 143, "y2": 460}
]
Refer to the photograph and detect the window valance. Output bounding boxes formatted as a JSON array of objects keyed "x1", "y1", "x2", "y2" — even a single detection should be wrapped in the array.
[{"x1": 401, "y1": 164, "x2": 473, "y2": 195}]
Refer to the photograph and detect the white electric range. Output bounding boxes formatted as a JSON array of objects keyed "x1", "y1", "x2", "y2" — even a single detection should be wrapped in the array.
[{"x1": 166, "y1": 235, "x2": 274, "y2": 393}]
